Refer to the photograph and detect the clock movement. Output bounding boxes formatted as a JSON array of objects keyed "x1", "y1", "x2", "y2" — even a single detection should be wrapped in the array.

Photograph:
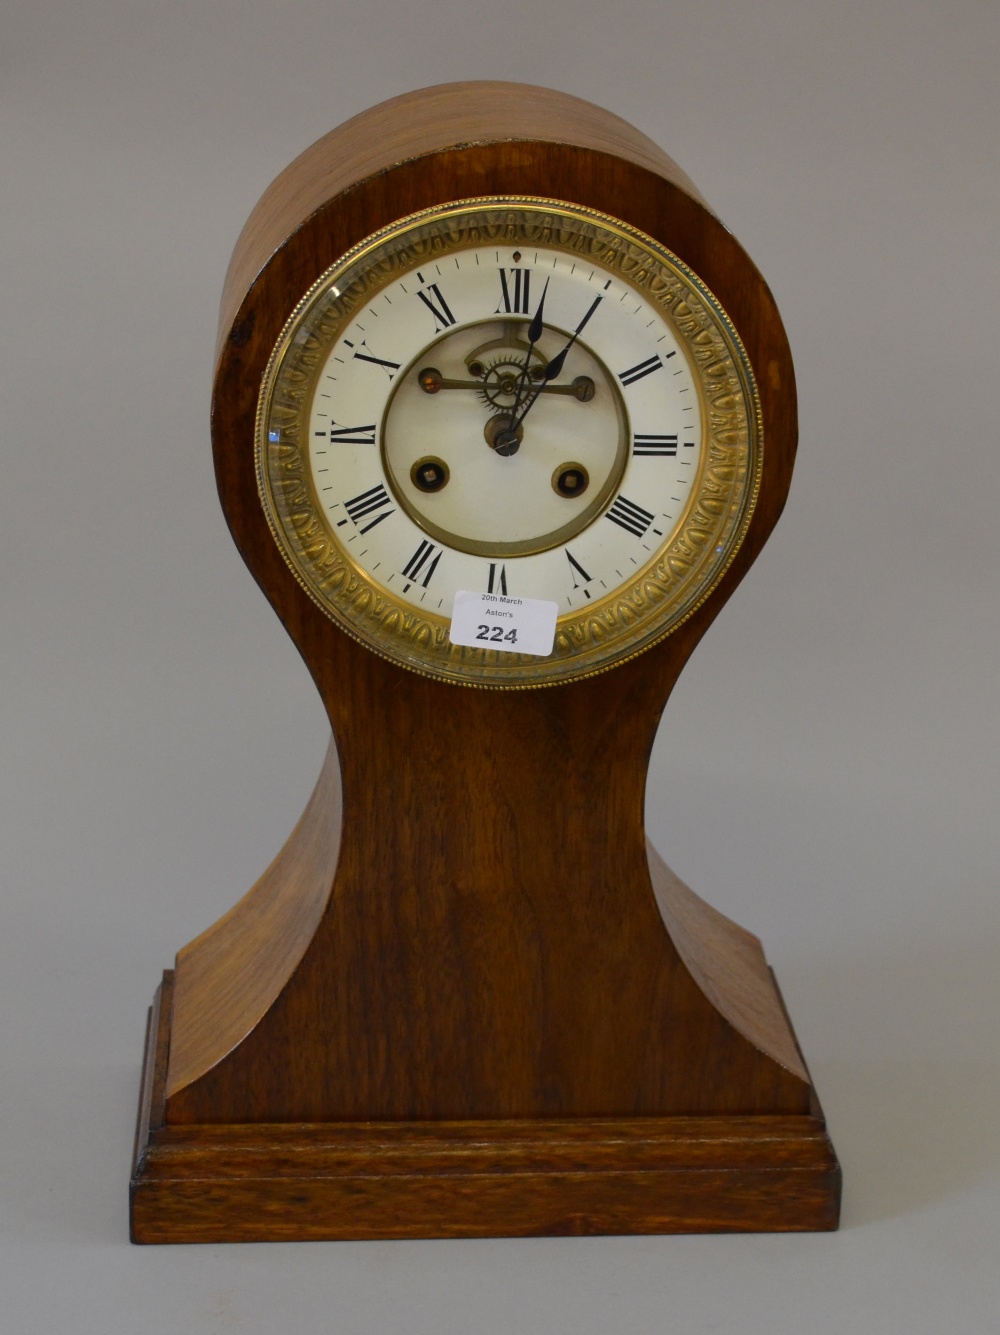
[{"x1": 130, "y1": 82, "x2": 840, "y2": 1241}]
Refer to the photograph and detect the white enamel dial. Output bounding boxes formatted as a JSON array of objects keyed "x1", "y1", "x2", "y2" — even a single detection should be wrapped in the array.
[
  {"x1": 306, "y1": 245, "x2": 701, "y2": 614},
  {"x1": 257, "y1": 199, "x2": 761, "y2": 687}
]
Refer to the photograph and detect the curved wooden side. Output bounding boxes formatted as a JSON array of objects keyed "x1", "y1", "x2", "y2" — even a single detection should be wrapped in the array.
[
  {"x1": 165, "y1": 738, "x2": 342, "y2": 1100},
  {"x1": 217, "y1": 81, "x2": 708, "y2": 362},
  {"x1": 647, "y1": 841, "x2": 809, "y2": 1081}
]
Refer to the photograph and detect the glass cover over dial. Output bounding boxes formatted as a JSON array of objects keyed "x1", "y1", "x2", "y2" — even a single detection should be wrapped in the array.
[{"x1": 257, "y1": 198, "x2": 762, "y2": 687}]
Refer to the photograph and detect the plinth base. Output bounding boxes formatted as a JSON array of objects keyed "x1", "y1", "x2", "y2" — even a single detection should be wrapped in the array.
[{"x1": 131, "y1": 974, "x2": 840, "y2": 1243}]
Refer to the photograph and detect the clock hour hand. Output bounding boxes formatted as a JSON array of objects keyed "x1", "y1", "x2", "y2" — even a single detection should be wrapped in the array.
[
  {"x1": 509, "y1": 276, "x2": 550, "y2": 415},
  {"x1": 526, "y1": 278, "x2": 549, "y2": 347},
  {"x1": 493, "y1": 293, "x2": 603, "y2": 451}
]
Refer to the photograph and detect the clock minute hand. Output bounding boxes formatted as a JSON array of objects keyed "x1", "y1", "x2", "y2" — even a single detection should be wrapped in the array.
[
  {"x1": 550, "y1": 293, "x2": 603, "y2": 368},
  {"x1": 509, "y1": 293, "x2": 603, "y2": 433}
]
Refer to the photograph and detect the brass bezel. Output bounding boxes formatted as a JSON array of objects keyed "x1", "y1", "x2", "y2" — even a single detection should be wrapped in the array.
[{"x1": 256, "y1": 197, "x2": 763, "y2": 689}]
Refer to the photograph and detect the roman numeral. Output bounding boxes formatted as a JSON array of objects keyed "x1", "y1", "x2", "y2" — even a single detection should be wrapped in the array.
[
  {"x1": 487, "y1": 563, "x2": 507, "y2": 595},
  {"x1": 565, "y1": 549, "x2": 592, "y2": 589},
  {"x1": 416, "y1": 282, "x2": 457, "y2": 332},
  {"x1": 632, "y1": 433, "x2": 677, "y2": 456},
  {"x1": 401, "y1": 539, "x2": 442, "y2": 588},
  {"x1": 618, "y1": 355, "x2": 663, "y2": 386},
  {"x1": 350, "y1": 340, "x2": 401, "y2": 379},
  {"x1": 496, "y1": 268, "x2": 531, "y2": 315},
  {"x1": 343, "y1": 483, "x2": 395, "y2": 533},
  {"x1": 606, "y1": 494, "x2": 655, "y2": 538},
  {"x1": 317, "y1": 421, "x2": 376, "y2": 446}
]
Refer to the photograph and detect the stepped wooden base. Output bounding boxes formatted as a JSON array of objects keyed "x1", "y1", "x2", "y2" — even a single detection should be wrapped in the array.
[{"x1": 131, "y1": 974, "x2": 841, "y2": 1243}]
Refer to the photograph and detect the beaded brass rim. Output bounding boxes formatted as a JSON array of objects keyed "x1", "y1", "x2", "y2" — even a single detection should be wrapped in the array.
[{"x1": 256, "y1": 197, "x2": 763, "y2": 688}]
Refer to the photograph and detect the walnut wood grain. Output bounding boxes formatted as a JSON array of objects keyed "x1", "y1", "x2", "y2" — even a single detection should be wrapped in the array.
[
  {"x1": 647, "y1": 842, "x2": 810, "y2": 1082},
  {"x1": 134, "y1": 1120, "x2": 840, "y2": 1243},
  {"x1": 133, "y1": 985, "x2": 839, "y2": 1241},
  {"x1": 165, "y1": 738, "x2": 340, "y2": 1098},
  {"x1": 132, "y1": 82, "x2": 839, "y2": 1239},
  {"x1": 217, "y1": 81, "x2": 708, "y2": 365}
]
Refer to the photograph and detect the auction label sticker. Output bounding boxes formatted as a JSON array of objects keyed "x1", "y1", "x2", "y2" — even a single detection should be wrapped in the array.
[{"x1": 449, "y1": 591, "x2": 558, "y2": 657}]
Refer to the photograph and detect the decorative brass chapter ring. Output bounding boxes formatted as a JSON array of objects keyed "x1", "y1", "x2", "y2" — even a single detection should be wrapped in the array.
[{"x1": 255, "y1": 197, "x2": 763, "y2": 689}]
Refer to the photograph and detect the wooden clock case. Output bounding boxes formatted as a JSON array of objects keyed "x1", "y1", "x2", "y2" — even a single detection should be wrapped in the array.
[{"x1": 130, "y1": 81, "x2": 841, "y2": 1242}]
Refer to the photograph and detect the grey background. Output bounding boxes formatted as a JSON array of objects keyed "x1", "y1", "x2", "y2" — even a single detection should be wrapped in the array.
[{"x1": 2, "y1": 0, "x2": 998, "y2": 1330}]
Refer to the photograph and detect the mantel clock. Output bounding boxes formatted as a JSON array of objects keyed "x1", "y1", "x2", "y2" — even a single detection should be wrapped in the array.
[{"x1": 130, "y1": 82, "x2": 840, "y2": 1242}]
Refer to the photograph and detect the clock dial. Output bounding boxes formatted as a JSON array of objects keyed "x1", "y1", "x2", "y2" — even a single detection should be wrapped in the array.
[{"x1": 257, "y1": 199, "x2": 762, "y2": 687}]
